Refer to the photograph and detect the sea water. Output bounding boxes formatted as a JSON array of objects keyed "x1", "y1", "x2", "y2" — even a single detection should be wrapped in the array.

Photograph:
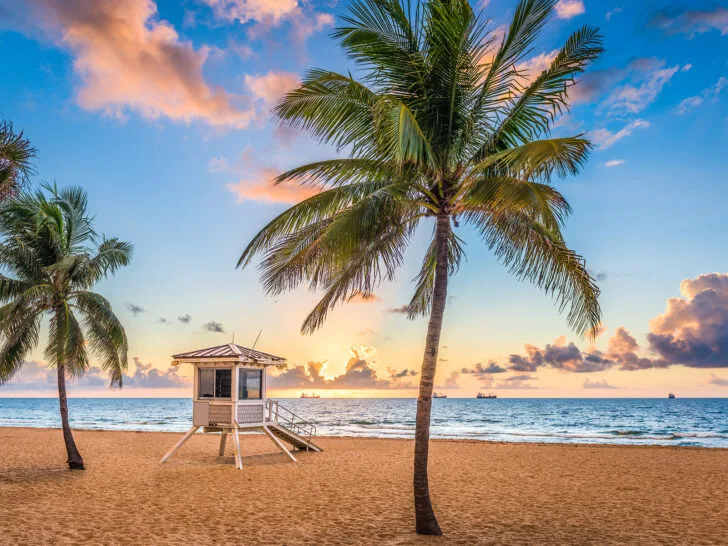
[{"x1": 0, "y1": 397, "x2": 726, "y2": 448}]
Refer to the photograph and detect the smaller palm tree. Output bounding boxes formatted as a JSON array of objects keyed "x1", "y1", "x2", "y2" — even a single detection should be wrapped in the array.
[
  {"x1": 0, "y1": 184, "x2": 132, "y2": 470},
  {"x1": 0, "y1": 121, "x2": 37, "y2": 201}
]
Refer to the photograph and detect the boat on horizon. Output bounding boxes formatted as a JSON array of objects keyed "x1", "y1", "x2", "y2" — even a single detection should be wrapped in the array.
[
  {"x1": 301, "y1": 393, "x2": 320, "y2": 399},
  {"x1": 433, "y1": 393, "x2": 447, "y2": 399},
  {"x1": 477, "y1": 392, "x2": 497, "y2": 399},
  {"x1": 668, "y1": 393, "x2": 676, "y2": 399}
]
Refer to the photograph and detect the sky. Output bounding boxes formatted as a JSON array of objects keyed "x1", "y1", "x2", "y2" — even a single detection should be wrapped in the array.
[{"x1": 1, "y1": 0, "x2": 727, "y2": 398}]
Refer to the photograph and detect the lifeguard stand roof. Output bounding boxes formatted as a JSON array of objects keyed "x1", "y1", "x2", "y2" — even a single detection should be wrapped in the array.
[{"x1": 172, "y1": 343, "x2": 286, "y2": 366}]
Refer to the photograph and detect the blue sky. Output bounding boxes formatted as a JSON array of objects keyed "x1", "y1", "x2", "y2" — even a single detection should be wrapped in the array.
[{"x1": 1, "y1": 0, "x2": 727, "y2": 397}]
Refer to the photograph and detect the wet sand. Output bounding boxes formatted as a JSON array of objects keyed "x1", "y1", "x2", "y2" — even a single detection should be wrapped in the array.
[{"x1": 0, "y1": 427, "x2": 726, "y2": 545}]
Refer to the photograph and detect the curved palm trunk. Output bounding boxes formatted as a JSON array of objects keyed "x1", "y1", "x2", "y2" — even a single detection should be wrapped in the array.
[
  {"x1": 414, "y1": 215, "x2": 450, "y2": 536},
  {"x1": 57, "y1": 364, "x2": 84, "y2": 470}
]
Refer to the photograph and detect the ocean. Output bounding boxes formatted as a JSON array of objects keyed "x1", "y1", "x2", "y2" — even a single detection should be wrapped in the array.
[{"x1": 1, "y1": 397, "x2": 727, "y2": 448}]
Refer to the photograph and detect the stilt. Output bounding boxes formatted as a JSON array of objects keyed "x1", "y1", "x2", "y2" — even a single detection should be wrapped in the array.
[
  {"x1": 232, "y1": 427, "x2": 243, "y2": 470},
  {"x1": 263, "y1": 426, "x2": 297, "y2": 463},
  {"x1": 218, "y1": 432, "x2": 227, "y2": 456},
  {"x1": 160, "y1": 426, "x2": 199, "y2": 463}
]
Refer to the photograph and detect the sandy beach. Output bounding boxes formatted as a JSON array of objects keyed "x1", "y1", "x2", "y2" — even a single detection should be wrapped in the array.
[{"x1": 0, "y1": 428, "x2": 726, "y2": 545}]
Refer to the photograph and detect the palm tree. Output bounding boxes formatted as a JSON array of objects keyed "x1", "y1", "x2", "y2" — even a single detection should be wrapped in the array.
[
  {"x1": 0, "y1": 184, "x2": 132, "y2": 470},
  {"x1": 238, "y1": 0, "x2": 603, "y2": 535},
  {"x1": 0, "y1": 120, "x2": 37, "y2": 201}
]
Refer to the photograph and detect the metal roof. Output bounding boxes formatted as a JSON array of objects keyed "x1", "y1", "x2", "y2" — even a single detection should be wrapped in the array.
[{"x1": 172, "y1": 343, "x2": 285, "y2": 364}]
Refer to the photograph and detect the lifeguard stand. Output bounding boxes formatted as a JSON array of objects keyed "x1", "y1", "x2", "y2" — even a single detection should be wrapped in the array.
[{"x1": 160, "y1": 343, "x2": 321, "y2": 469}]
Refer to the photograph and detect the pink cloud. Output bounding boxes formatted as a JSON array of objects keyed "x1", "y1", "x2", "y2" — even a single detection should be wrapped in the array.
[
  {"x1": 202, "y1": 0, "x2": 334, "y2": 50},
  {"x1": 555, "y1": 0, "x2": 585, "y2": 20},
  {"x1": 226, "y1": 167, "x2": 318, "y2": 204},
  {"x1": 26, "y1": 0, "x2": 255, "y2": 128},
  {"x1": 517, "y1": 49, "x2": 559, "y2": 86},
  {"x1": 348, "y1": 292, "x2": 382, "y2": 304},
  {"x1": 245, "y1": 71, "x2": 300, "y2": 107},
  {"x1": 202, "y1": 0, "x2": 299, "y2": 24}
]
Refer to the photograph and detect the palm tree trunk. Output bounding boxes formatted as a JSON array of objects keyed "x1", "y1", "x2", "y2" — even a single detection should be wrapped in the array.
[
  {"x1": 57, "y1": 364, "x2": 85, "y2": 470},
  {"x1": 413, "y1": 215, "x2": 450, "y2": 536}
]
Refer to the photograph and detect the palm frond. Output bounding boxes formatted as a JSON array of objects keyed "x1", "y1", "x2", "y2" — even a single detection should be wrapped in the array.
[
  {"x1": 0, "y1": 121, "x2": 36, "y2": 201},
  {"x1": 469, "y1": 136, "x2": 592, "y2": 180},
  {"x1": 71, "y1": 291, "x2": 128, "y2": 388},
  {"x1": 406, "y1": 223, "x2": 465, "y2": 317},
  {"x1": 464, "y1": 206, "x2": 600, "y2": 336},
  {"x1": 475, "y1": 25, "x2": 603, "y2": 155},
  {"x1": 0, "y1": 308, "x2": 41, "y2": 384},
  {"x1": 274, "y1": 70, "x2": 380, "y2": 156}
]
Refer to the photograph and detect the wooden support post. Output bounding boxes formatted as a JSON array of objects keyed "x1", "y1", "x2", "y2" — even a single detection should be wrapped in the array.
[
  {"x1": 160, "y1": 426, "x2": 199, "y2": 464},
  {"x1": 219, "y1": 432, "x2": 227, "y2": 456},
  {"x1": 232, "y1": 428, "x2": 243, "y2": 470},
  {"x1": 263, "y1": 426, "x2": 297, "y2": 463}
]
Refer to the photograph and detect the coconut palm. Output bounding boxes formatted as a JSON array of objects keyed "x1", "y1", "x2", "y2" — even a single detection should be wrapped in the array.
[
  {"x1": 238, "y1": 0, "x2": 603, "y2": 534},
  {"x1": 0, "y1": 120, "x2": 37, "y2": 201},
  {"x1": 0, "y1": 184, "x2": 132, "y2": 470}
]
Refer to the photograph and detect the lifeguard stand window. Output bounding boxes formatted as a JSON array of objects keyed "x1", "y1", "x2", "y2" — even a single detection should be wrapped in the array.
[
  {"x1": 198, "y1": 368, "x2": 232, "y2": 399},
  {"x1": 239, "y1": 369, "x2": 262, "y2": 400}
]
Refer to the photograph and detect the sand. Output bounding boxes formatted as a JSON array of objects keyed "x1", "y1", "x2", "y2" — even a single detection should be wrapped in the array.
[{"x1": 0, "y1": 428, "x2": 726, "y2": 545}]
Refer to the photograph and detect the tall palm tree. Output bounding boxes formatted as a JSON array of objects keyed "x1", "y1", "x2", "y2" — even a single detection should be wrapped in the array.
[
  {"x1": 0, "y1": 120, "x2": 37, "y2": 201},
  {"x1": 238, "y1": 0, "x2": 603, "y2": 535},
  {"x1": 0, "y1": 184, "x2": 132, "y2": 470}
]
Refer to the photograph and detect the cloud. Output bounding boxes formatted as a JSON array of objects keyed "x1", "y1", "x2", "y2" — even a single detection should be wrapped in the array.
[
  {"x1": 178, "y1": 314, "x2": 192, "y2": 324},
  {"x1": 505, "y1": 273, "x2": 728, "y2": 373},
  {"x1": 583, "y1": 378, "x2": 617, "y2": 389},
  {"x1": 461, "y1": 362, "x2": 508, "y2": 376},
  {"x1": 544, "y1": 339, "x2": 614, "y2": 373},
  {"x1": 202, "y1": 0, "x2": 334, "y2": 56},
  {"x1": 208, "y1": 156, "x2": 232, "y2": 173},
  {"x1": 385, "y1": 305, "x2": 409, "y2": 314},
  {"x1": 358, "y1": 328, "x2": 375, "y2": 335},
  {"x1": 387, "y1": 367, "x2": 418, "y2": 378},
  {"x1": 348, "y1": 292, "x2": 382, "y2": 304},
  {"x1": 604, "y1": 159, "x2": 625, "y2": 168},
  {"x1": 201, "y1": 0, "x2": 299, "y2": 24},
  {"x1": 123, "y1": 357, "x2": 189, "y2": 387},
  {"x1": 498, "y1": 374, "x2": 538, "y2": 389},
  {"x1": 676, "y1": 77, "x2": 728, "y2": 115},
  {"x1": 226, "y1": 167, "x2": 319, "y2": 204},
  {"x1": 269, "y1": 346, "x2": 417, "y2": 389},
  {"x1": 570, "y1": 68, "x2": 625, "y2": 105},
  {"x1": 554, "y1": 0, "x2": 585, "y2": 19},
  {"x1": 600, "y1": 61, "x2": 680, "y2": 115},
  {"x1": 508, "y1": 345, "x2": 544, "y2": 372},
  {"x1": 244, "y1": 71, "x2": 299, "y2": 109},
  {"x1": 127, "y1": 303, "x2": 145, "y2": 316},
  {"x1": 506, "y1": 336, "x2": 615, "y2": 374},
  {"x1": 572, "y1": 57, "x2": 684, "y2": 113},
  {"x1": 517, "y1": 49, "x2": 559, "y2": 86},
  {"x1": 589, "y1": 119, "x2": 650, "y2": 150},
  {"x1": 606, "y1": 7, "x2": 623, "y2": 21},
  {"x1": 708, "y1": 373, "x2": 728, "y2": 387},
  {"x1": 289, "y1": 11, "x2": 335, "y2": 44},
  {"x1": 157, "y1": 317, "x2": 169, "y2": 324},
  {"x1": 1, "y1": 361, "x2": 59, "y2": 389},
  {"x1": 18, "y1": 0, "x2": 256, "y2": 128},
  {"x1": 2, "y1": 359, "x2": 188, "y2": 390},
  {"x1": 436, "y1": 371, "x2": 461, "y2": 390},
  {"x1": 203, "y1": 321, "x2": 225, "y2": 333},
  {"x1": 650, "y1": 7, "x2": 728, "y2": 37},
  {"x1": 643, "y1": 273, "x2": 728, "y2": 368}
]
